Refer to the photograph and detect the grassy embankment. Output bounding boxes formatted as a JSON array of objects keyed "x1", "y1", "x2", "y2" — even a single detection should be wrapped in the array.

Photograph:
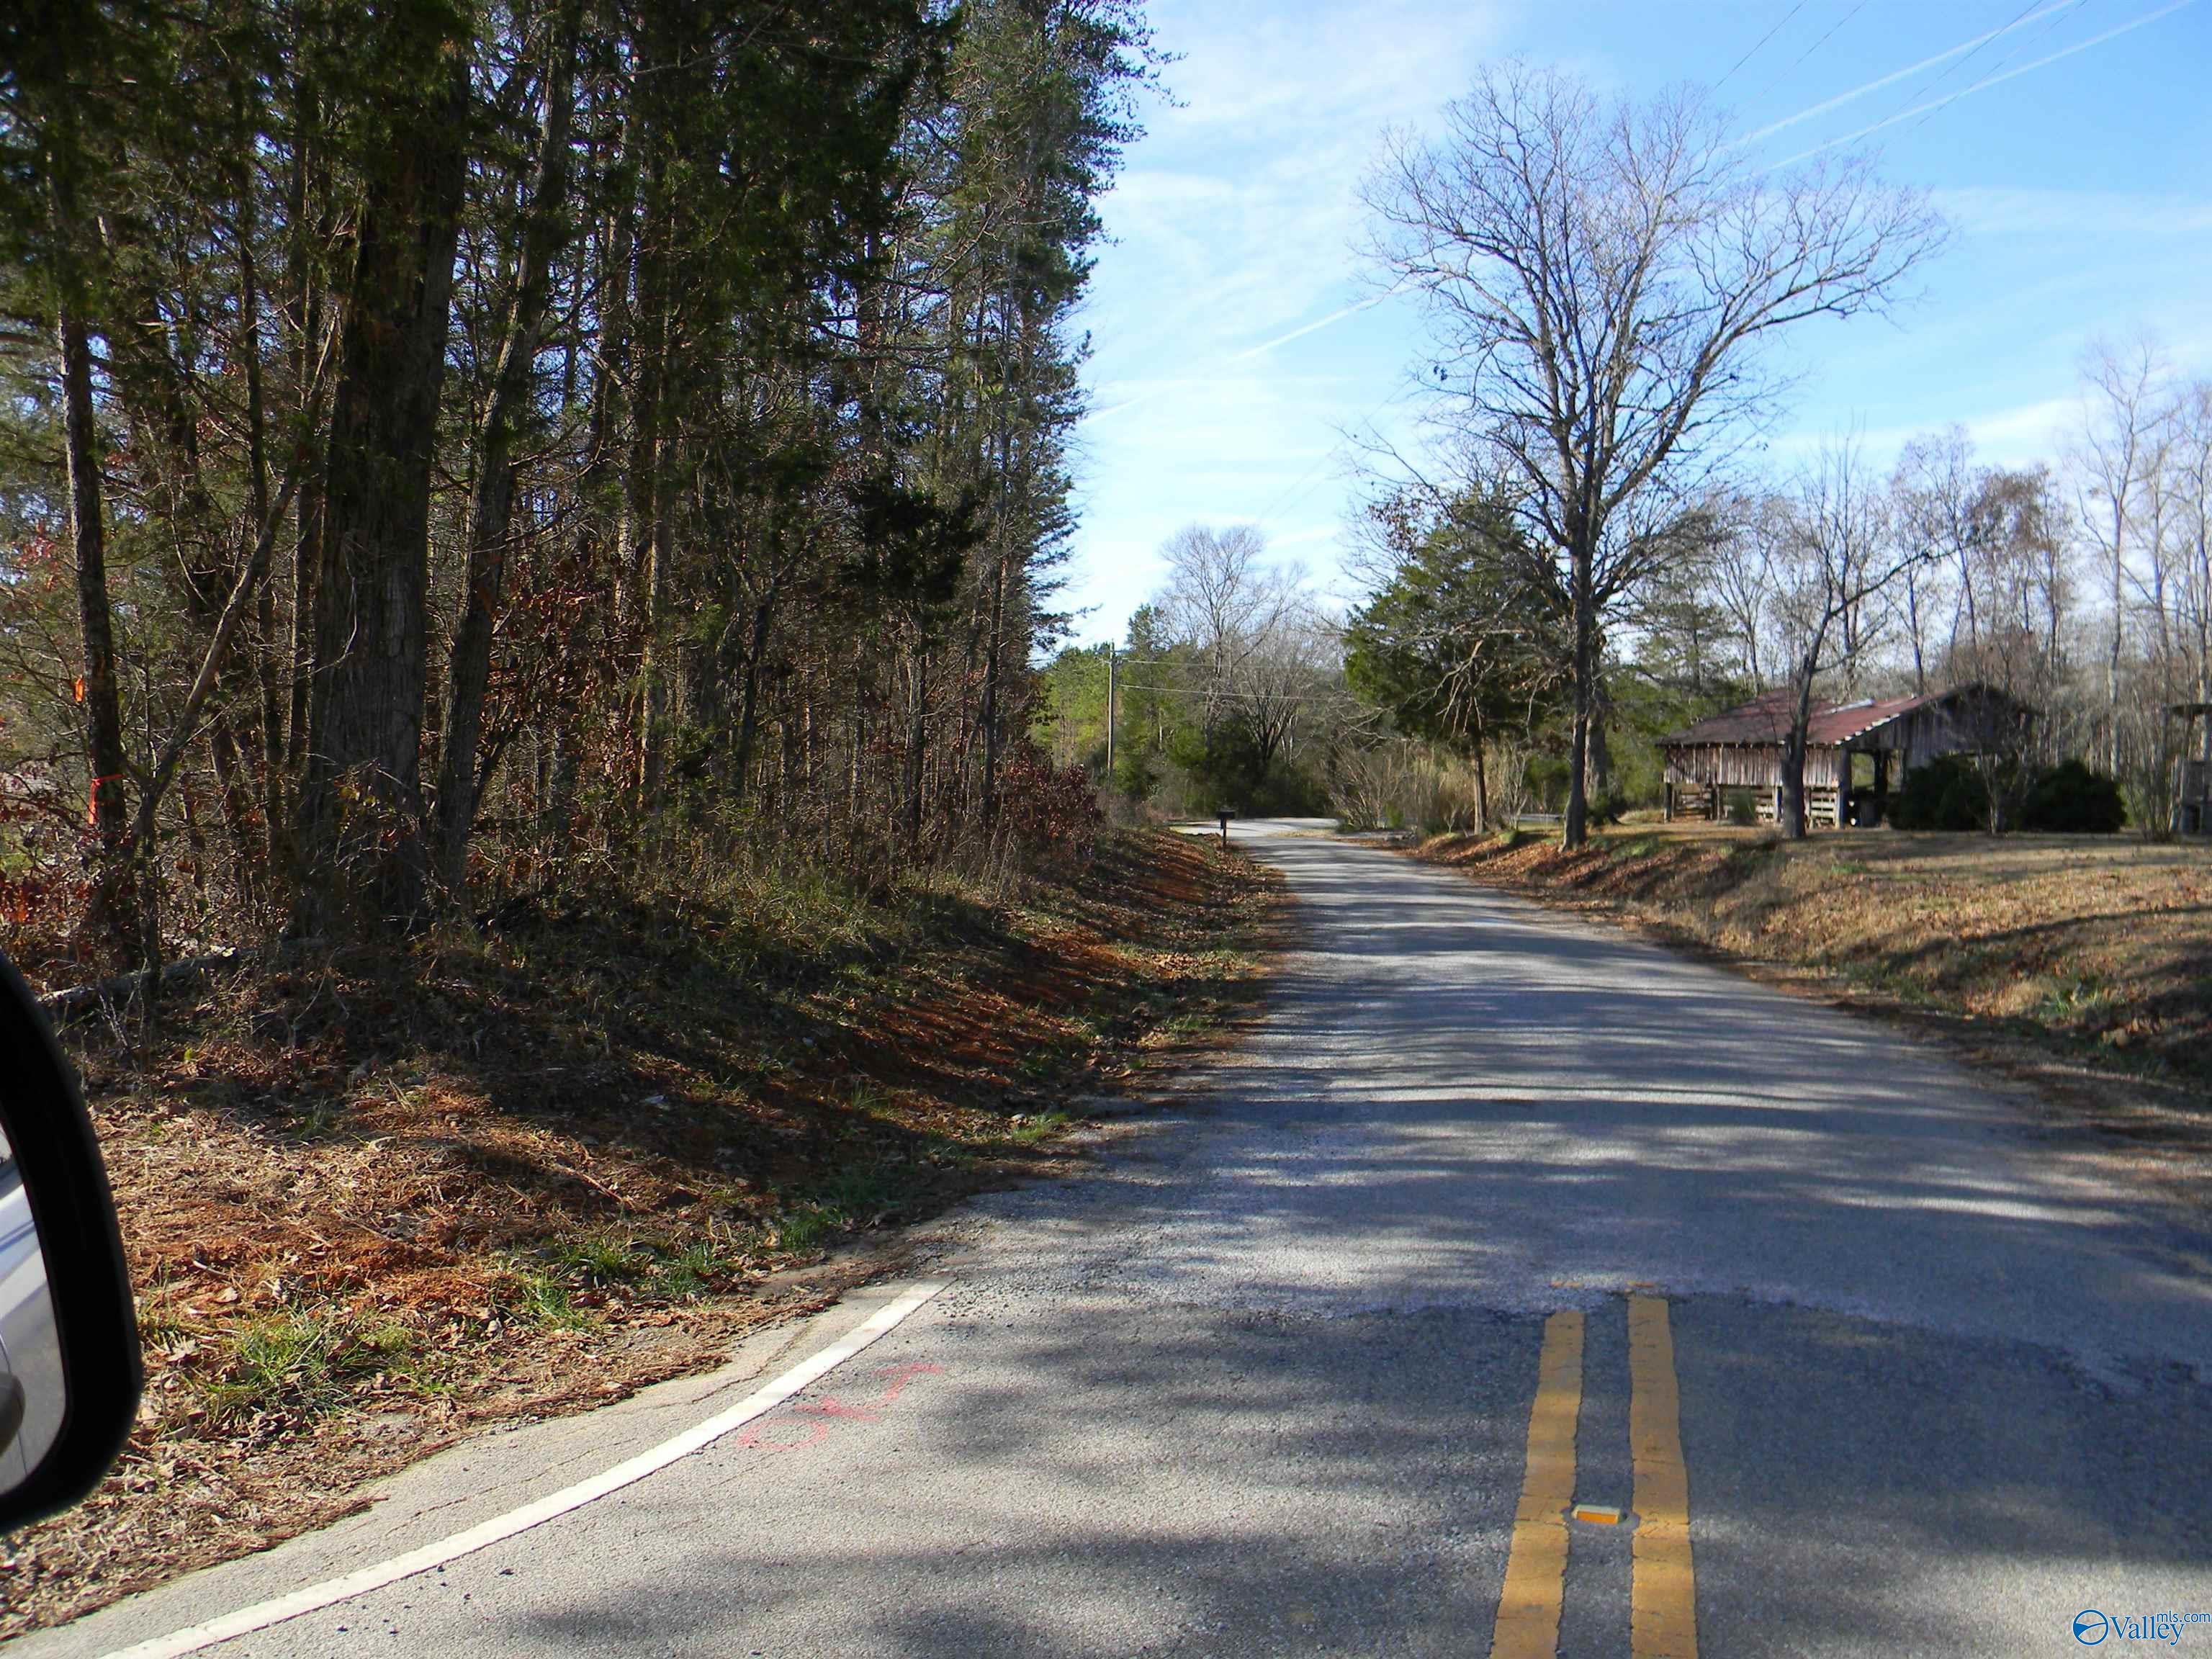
[
  {"x1": 1420, "y1": 824, "x2": 2212, "y2": 1131},
  {"x1": 4, "y1": 829, "x2": 1275, "y2": 1637}
]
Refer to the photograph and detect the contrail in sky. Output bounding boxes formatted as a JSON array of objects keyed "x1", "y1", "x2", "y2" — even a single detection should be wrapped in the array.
[
  {"x1": 1732, "y1": 0, "x2": 2090, "y2": 146},
  {"x1": 1770, "y1": 0, "x2": 2201, "y2": 166},
  {"x1": 1087, "y1": 285, "x2": 1407, "y2": 422},
  {"x1": 1084, "y1": 382, "x2": 1185, "y2": 423},
  {"x1": 1229, "y1": 289, "x2": 1400, "y2": 361}
]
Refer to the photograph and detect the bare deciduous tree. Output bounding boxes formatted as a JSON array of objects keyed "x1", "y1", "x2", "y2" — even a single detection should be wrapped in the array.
[
  {"x1": 1362, "y1": 60, "x2": 1941, "y2": 845},
  {"x1": 1893, "y1": 428, "x2": 1984, "y2": 672},
  {"x1": 2177, "y1": 383, "x2": 2212, "y2": 724},
  {"x1": 1158, "y1": 523, "x2": 1303, "y2": 747},
  {"x1": 2075, "y1": 336, "x2": 2173, "y2": 777},
  {"x1": 1771, "y1": 444, "x2": 1933, "y2": 839},
  {"x1": 1709, "y1": 493, "x2": 1786, "y2": 693}
]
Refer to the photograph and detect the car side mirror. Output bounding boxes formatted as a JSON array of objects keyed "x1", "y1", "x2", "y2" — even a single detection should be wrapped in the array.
[{"x1": 0, "y1": 950, "x2": 141, "y2": 1531}]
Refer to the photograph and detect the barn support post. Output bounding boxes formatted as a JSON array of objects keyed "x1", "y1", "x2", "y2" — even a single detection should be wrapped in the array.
[{"x1": 1838, "y1": 745, "x2": 1853, "y2": 830}]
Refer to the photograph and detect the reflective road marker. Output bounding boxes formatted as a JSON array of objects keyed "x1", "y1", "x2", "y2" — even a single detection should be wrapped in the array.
[
  {"x1": 1629, "y1": 1294, "x2": 1698, "y2": 1659},
  {"x1": 1490, "y1": 1308, "x2": 1584, "y2": 1659}
]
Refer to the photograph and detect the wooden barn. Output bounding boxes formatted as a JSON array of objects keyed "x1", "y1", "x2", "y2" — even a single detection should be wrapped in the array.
[{"x1": 1660, "y1": 685, "x2": 2027, "y2": 828}]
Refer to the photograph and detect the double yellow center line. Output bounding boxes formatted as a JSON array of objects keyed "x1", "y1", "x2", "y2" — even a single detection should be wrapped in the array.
[{"x1": 1490, "y1": 1295, "x2": 1697, "y2": 1659}]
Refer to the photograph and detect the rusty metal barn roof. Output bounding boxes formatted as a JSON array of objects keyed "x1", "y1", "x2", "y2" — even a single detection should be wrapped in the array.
[{"x1": 1661, "y1": 687, "x2": 1955, "y2": 750}]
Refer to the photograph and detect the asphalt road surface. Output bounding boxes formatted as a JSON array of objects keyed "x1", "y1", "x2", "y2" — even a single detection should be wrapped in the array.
[{"x1": 30, "y1": 822, "x2": 2212, "y2": 1658}]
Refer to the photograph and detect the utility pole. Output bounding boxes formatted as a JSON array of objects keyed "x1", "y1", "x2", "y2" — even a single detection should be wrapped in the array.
[{"x1": 1105, "y1": 642, "x2": 1116, "y2": 783}]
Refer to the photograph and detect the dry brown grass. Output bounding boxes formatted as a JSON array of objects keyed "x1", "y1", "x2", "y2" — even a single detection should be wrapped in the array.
[
  {"x1": 1420, "y1": 824, "x2": 2212, "y2": 1136},
  {"x1": 2, "y1": 830, "x2": 1280, "y2": 1638}
]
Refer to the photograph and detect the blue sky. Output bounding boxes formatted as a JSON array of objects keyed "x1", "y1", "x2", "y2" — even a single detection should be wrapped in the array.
[{"x1": 1058, "y1": 0, "x2": 2212, "y2": 645}]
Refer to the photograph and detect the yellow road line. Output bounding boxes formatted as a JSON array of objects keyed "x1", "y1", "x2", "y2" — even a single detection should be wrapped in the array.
[
  {"x1": 1629, "y1": 1295, "x2": 1698, "y2": 1659},
  {"x1": 1490, "y1": 1309, "x2": 1583, "y2": 1659}
]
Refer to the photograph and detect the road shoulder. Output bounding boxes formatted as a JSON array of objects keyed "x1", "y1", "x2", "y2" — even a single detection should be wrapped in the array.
[{"x1": 1406, "y1": 829, "x2": 2212, "y2": 1214}]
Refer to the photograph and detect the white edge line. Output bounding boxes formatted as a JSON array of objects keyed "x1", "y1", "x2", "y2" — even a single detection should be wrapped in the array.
[{"x1": 99, "y1": 1280, "x2": 950, "y2": 1659}]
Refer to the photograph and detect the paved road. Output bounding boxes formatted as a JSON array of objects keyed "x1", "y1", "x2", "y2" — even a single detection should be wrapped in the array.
[{"x1": 31, "y1": 824, "x2": 2212, "y2": 1658}]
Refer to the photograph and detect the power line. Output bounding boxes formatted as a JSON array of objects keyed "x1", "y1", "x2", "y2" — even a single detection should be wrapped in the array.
[
  {"x1": 1904, "y1": 0, "x2": 2084, "y2": 111},
  {"x1": 1717, "y1": 1, "x2": 1813, "y2": 90},
  {"x1": 1747, "y1": 0, "x2": 1871, "y2": 105},
  {"x1": 1730, "y1": 0, "x2": 2091, "y2": 147},
  {"x1": 1112, "y1": 682, "x2": 1349, "y2": 704},
  {"x1": 1897, "y1": 0, "x2": 2092, "y2": 134},
  {"x1": 1249, "y1": 446, "x2": 1343, "y2": 531},
  {"x1": 1770, "y1": 0, "x2": 2201, "y2": 166},
  {"x1": 1249, "y1": 377, "x2": 1418, "y2": 534}
]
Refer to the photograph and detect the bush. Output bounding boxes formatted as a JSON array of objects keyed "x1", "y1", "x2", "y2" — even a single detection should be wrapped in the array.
[
  {"x1": 998, "y1": 751, "x2": 1105, "y2": 866},
  {"x1": 2020, "y1": 760, "x2": 2126, "y2": 834},
  {"x1": 1524, "y1": 752, "x2": 1570, "y2": 812},
  {"x1": 1890, "y1": 755, "x2": 1990, "y2": 832},
  {"x1": 1166, "y1": 723, "x2": 1328, "y2": 818}
]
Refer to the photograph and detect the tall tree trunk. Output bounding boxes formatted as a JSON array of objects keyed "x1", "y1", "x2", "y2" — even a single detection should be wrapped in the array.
[
  {"x1": 234, "y1": 99, "x2": 284, "y2": 884},
  {"x1": 979, "y1": 541, "x2": 1009, "y2": 831},
  {"x1": 50, "y1": 148, "x2": 135, "y2": 956},
  {"x1": 1466, "y1": 699, "x2": 1490, "y2": 832},
  {"x1": 621, "y1": 19, "x2": 685, "y2": 813},
  {"x1": 433, "y1": 7, "x2": 580, "y2": 896},
  {"x1": 1781, "y1": 726, "x2": 1808, "y2": 840},
  {"x1": 208, "y1": 716, "x2": 261, "y2": 904},
  {"x1": 1782, "y1": 657, "x2": 1822, "y2": 841},
  {"x1": 729, "y1": 586, "x2": 778, "y2": 806},
  {"x1": 59, "y1": 287, "x2": 133, "y2": 944},
  {"x1": 904, "y1": 641, "x2": 929, "y2": 857},
  {"x1": 293, "y1": 56, "x2": 470, "y2": 934},
  {"x1": 2197, "y1": 515, "x2": 2211, "y2": 757},
  {"x1": 2107, "y1": 490, "x2": 2128, "y2": 778},
  {"x1": 1563, "y1": 544, "x2": 1595, "y2": 848},
  {"x1": 979, "y1": 278, "x2": 1030, "y2": 835},
  {"x1": 285, "y1": 88, "x2": 331, "y2": 801},
  {"x1": 1904, "y1": 567, "x2": 1926, "y2": 694},
  {"x1": 637, "y1": 486, "x2": 673, "y2": 804}
]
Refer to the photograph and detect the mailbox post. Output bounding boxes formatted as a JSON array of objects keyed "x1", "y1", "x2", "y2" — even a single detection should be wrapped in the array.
[{"x1": 1216, "y1": 809, "x2": 1231, "y2": 847}]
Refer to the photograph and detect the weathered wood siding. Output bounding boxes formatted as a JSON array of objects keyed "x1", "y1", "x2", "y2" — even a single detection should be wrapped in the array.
[
  {"x1": 1662, "y1": 743, "x2": 1842, "y2": 789},
  {"x1": 1660, "y1": 686, "x2": 2028, "y2": 814},
  {"x1": 1883, "y1": 703, "x2": 1968, "y2": 770}
]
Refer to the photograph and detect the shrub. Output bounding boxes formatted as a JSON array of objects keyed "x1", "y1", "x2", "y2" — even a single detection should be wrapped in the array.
[
  {"x1": 998, "y1": 751, "x2": 1105, "y2": 865},
  {"x1": 1163, "y1": 724, "x2": 1328, "y2": 818},
  {"x1": 1524, "y1": 752, "x2": 1570, "y2": 812},
  {"x1": 1890, "y1": 755, "x2": 1990, "y2": 832},
  {"x1": 2020, "y1": 760, "x2": 2126, "y2": 834}
]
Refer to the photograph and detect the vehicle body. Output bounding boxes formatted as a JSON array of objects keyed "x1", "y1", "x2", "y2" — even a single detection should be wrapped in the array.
[{"x1": 0, "y1": 954, "x2": 142, "y2": 1531}]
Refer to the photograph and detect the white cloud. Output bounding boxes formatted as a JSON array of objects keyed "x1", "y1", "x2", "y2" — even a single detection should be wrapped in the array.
[
  {"x1": 1961, "y1": 396, "x2": 2088, "y2": 467},
  {"x1": 1065, "y1": 0, "x2": 1518, "y2": 640},
  {"x1": 1064, "y1": 0, "x2": 2212, "y2": 649}
]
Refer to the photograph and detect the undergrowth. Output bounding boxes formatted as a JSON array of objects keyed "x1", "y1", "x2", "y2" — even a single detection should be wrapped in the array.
[{"x1": 4, "y1": 827, "x2": 1279, "y2": 1640}]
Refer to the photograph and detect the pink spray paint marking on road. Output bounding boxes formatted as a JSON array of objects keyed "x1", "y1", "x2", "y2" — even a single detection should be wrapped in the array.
[{"x1": 733, "y1": 1360, "x2": 944, "y2": 1452}]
